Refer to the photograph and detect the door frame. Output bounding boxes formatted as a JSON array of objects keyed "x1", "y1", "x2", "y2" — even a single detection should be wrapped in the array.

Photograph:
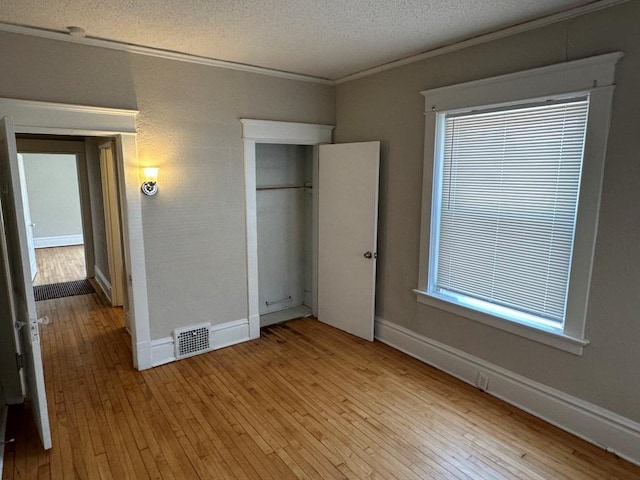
[
  {"x1": 16, "y1": 139, "x2": 92, "y2": 280},
  {"x1": 240, "y1": 120, "x2": 334, "y2": 338},
  {"x1": 15, "y1": 153, "x2": 38, "y2": 281},
  {"x1": 98, "y1": 140, "x2": 126, "y2": 307},
  {"x1": 0, "y1": 97, "x2": 153, "y2": 370}
]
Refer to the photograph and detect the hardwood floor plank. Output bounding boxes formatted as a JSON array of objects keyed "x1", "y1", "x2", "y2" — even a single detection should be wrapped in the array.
[
  {"x1": 4, "y1": 295, "x2": 640, "y2": 480},
  {"x1": 275, "y1": 445, "x2": 319, "y2": 479},
  {"x1": 138, "y1": 446, "x2": 169, "y2": 480},
  {"x1": 275, "y1": 323, "x2": 565, "y2": 478},
  {"x1": 201, "y1": 346, "x2": 368, "y2": 478},
  {"x1": 33, "y1": 245, "x2": 86, "y2": 286},
  {"x1": 95, "y1": 452, "x2": 113, "y2": 480},
  {"x1": 231, "y1": 331, "x2": 487, "y2": 479},
  {"x1": 248, "y1": 328, "x2": 468, "y2": 479}
]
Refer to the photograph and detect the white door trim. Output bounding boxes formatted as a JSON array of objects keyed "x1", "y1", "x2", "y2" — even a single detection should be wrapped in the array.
[
  {"x1": 0, "y1": 97, "x2": 152, "y2": 370},
  {"x1": 240, "y1": 120, "x2": 334, "y2": 338},
  {"x1": 15, "y1": 139, "x2": 93, "y2": 280},
  {"x1": 15, "y1": 154, "x2": 38, "y2": 281}
]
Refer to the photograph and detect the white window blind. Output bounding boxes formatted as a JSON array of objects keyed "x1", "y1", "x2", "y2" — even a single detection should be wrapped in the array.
[{"x1": 432, "y1": 97, "x2": 589, "y2": 327}]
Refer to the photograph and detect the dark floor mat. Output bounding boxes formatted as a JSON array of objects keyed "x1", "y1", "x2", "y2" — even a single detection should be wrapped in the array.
[{"x1": 33, "y1": 279, "x2": 95, "y2": 301}]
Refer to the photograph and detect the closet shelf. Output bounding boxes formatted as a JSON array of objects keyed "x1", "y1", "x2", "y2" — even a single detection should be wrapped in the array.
[{"x1": 256, "y1": 184, "x2": 312, "y2": 191}]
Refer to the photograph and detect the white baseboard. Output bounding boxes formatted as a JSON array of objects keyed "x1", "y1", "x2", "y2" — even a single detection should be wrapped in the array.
[
  {"x1": 149, "y1": 337, "x2": 174, "y2": 367},
  {"x1": 213, "y1": 318, "x2": 251, "y2": 350},
  {"x1": 249, "y1": 313, "x2": 260, "y2": 339},
  {"x1": 94, "y1": 265, "x2": 112, "y2": 302},
  {"x1": 135, "y1": 340, "x2": 153, "y2": 371},
  {"x1": 260, "y1": 304, "x2": 312, "y2": 328},
  {"x1": 33, "y1": 234, "x2": 84, "y2": 248},
  {"x1": 150, "y1": 318, "x2": 251, "y2": 368},
  {"x1": 375, "y1": 317, "x2": 640, "y2": 466}
]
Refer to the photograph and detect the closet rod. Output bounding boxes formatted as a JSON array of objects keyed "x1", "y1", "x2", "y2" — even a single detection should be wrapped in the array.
[{"x1": 256, "y1": 185, "x2": 312, "y2": 191}]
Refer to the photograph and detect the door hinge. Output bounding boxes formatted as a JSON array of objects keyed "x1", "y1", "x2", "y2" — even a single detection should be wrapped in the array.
[{"x1": 16, "y1": 353, "x2": 23, "y2": 370}]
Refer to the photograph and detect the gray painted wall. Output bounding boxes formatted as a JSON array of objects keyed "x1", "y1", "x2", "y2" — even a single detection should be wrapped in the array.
[
  {"x1": 21, "y1": 153, "x2": 83, "y2": 241},
  {"x1": 334, "y1": 1, "x2": 640, "y2": 422},
  {"x1": 85, "y1": 138, "x2": 110, "y2": 283},
  {"x1": 0, "y1": 30, "x2": 334, "y2": 340}
]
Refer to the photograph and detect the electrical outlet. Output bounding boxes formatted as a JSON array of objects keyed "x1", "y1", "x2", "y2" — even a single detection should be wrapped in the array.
[{"x1": 476, "y1": 371, "x2": 489, "y2": 391}]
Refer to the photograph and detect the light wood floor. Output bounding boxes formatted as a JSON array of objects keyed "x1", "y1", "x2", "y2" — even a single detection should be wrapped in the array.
[
  {"x1": 3, "y1": 294, "x2": 639, "y2": 479},
  {"x1": 33, "y1": 245, "x2": 86, "y2": 286}
]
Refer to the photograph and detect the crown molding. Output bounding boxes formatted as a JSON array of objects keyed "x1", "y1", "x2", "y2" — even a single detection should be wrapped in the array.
[
  {"x1": 336, "y1": 0, "x2": 629, "y2": 84},
  {"x1": 0, "y1": 0, "x2": 628, "y2": 87},
  {"x1": 0, "y1": 22, "x2": 334, "y2": 86}
]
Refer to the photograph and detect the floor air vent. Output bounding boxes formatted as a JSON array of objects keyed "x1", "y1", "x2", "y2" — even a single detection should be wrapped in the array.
[
  {"x1": 34, "y1": 280, "x2": 95, "y2": 301},
  {"x1": 174, "y1": 323, "x2": 211, "y2": 359}
]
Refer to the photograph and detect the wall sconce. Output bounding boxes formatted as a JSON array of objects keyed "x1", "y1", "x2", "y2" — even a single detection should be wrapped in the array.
[{"x1": 141, "y1": 167, "x2": 159, "y2": 196}]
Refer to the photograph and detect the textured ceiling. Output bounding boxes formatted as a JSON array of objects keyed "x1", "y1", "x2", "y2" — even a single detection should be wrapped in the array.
[{"x1": 0, "y1": 0, "x2": 603, "y2": 80}]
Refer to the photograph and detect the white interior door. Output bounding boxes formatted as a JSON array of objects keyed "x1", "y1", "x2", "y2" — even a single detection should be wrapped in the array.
[
  {"x1": 99, "y1": 142, "x2": 126, "y2": 308},
  {"x1": 0, "y1": 116, "x2": 52, "y2": 450},
  {"x1": 318, "y1": 141, "x2": 380, "y2": 341},
  {"x1": 17, "y1": 153, "x2": 38, "y2": 281}
]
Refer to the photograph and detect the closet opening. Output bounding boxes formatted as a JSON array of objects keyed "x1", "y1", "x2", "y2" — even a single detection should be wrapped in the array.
[{"x1": 255, "y1": 143, "x2": 316, "y2": 327}]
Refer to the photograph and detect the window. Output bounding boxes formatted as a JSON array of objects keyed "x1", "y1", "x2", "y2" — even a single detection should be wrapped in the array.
[
  {"x1": 433, "y1": 97, "x2": 588, "y2": 330},
  {"x1": 415, "y1": 53, "x2": 622, "y2": 354}
]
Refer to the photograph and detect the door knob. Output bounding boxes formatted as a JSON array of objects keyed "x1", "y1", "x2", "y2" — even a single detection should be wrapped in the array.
[{"x1": 363, "y1": 251, "x2": 376, "y2": 259}]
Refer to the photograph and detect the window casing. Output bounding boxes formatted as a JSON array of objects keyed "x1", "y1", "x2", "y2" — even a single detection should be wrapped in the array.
[{"x1": 415, "y1": 53, "x2": 622, "y2": 355}]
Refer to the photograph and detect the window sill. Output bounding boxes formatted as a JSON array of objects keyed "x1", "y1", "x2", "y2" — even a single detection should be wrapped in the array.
[{"x1": 413, "y1": 289, "x2": 589, "y2": 355}]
